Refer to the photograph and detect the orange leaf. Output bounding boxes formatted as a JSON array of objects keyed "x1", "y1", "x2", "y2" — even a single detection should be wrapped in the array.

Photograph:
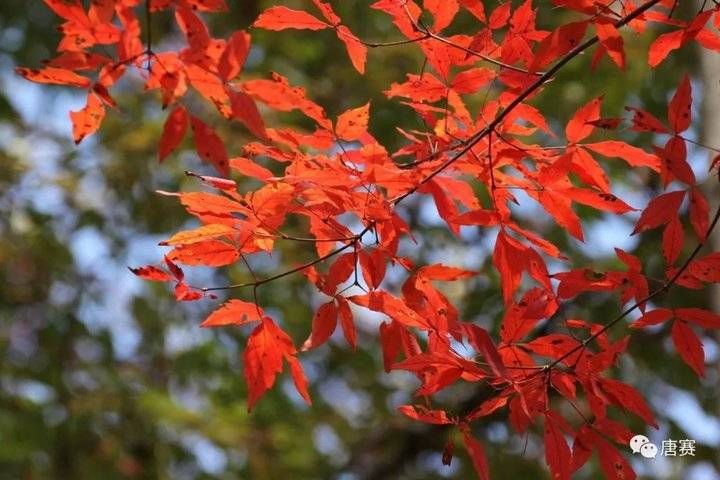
[
  {"x1": 336, "y1": 26, "x2": 368, "y2": 74},
  {"x1": 162, "y1": 223, "x2": 235, "y2": 246},
  {"x1": 201, "y1": 299, "x2": 264, "y2": 327},
  {"x1": 69, "y1": 92, "x2": 105, "y2": 144},
  {"x1": 128, "y1": 265, "x2": 173, "y2": 282},
  {"x1": 167, "y1": 240, "x2": 239, "y2": 267},
  {"x1": 336, "y1": 102, "x2": 370, "y2": 141},
  {"x1": 219, "y1": 30, "x2": 251, "y2": 81},
  {"x1": 230, "y1": 90, "x2": 267, "y2": 140},
  {"x1": 244, "y1": 317, "x2": 311, "y2": 410},
  {"x1": 253, "y1": 6, "x2": 330, "y2": 31},
  {"x1": 16, "y1": 66, "x2": 91, "y2": 88}
]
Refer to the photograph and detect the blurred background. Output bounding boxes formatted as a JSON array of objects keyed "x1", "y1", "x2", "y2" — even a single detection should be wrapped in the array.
[{"x1": 1, "y1": 1, "x2": 719, "y2": 478}]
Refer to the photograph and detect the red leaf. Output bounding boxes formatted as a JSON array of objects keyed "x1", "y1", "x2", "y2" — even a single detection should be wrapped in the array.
[
  {"x1": 672, "y1": 320, "x2": 705, "y2": 377},
  {"x1": 398, "y1": 404, "x2": 454, "y2": 424},
  {"x1": 689, "y1": 187, "x2": 710, "y2": 240},
  {"x1": 459, "y1": 0, "x2": 486, "y2": 22},
  {"x1": 595, "y1": 21, "x2": 625, "y2": 68},
  {"x1": 538, "y1": 190, "x2": 584, "y2": 240},
  {"x1": 657, "y1": 136, "x2": 695, "y2": 185},
  {"x1": 244, "y1": 317, "x2": 311, "y2": 410},
  {"x1": 488, "y1": 2, "x2": 511, "y2": 30},
  {"x1": 566, "y1": 96, "x2": 602, "y2": 144},
  {"x1": 648, "y1": 29, "x2": 683, "y2": 68},
  {"x1": 585, "y1": 141, "x2": 661, "y2": 171},
  {"x1": 159, "y1": 106, "x2": 188, "y2": 162},
  {"x1": 128, "y1": 265, "x2": 173, "y2": 282},
  {"x1": 668, "y1": 74, "x2": 692, "y2": 133},
  {"x1": 450, "y1": 209, "x2": 501, "y2": 226},
  {"x1": 302, "y1": 301, "x2": 338, "y2": 350},
  {"x1": 424, "y1": 0, "x2": 459, "y2": 31},
  {"x1": 662, "y1": 217, "x2": 684, "y2": 265},
  {"x1": 186, "y1": 0, "x2": 228, "y2": 11},
  {"x1": 563, "y1": 188, "x2": 634, "y2": 215},
  {"x1": 69, "y1": 92, "x2": 105, "y2": 144},
  {"x1": 337, "y1": 296, "x2": 357, "y2": 349},
  {"x1": 229, "y1": 157, "x2": 274, "y2": 182},
  {"x1": 594, "y1": 435, "x2": 636, "y2": 480},
  {"x1": 463, "y1": 324, "x2": 509, "y2": 380},
  {"x1": 531, "y1": 21, "x2": 589, "y2": 72},
  {"x1": 460, "y1": 424, "x2": 490, "y2": 480},
  {"x1": 599, "y1": 378, "x2": 657, "y2": 428},
  {"x1": 493, "y1": 230, "x2": 550, "y2": 303},
  {"x1": 253, "y1": 6, "x2": 330, "y2": 31},
  {"x1": 190, "y1": 116, "x2": 230, "y2": 176},
  {"x1": 242, "y1": 73, "x2": 331, "y2": 129},
  {"x1": 675, "y1": 308, "x2": 720, "y2": 329},
  {"x1": 418, "y1": 264, "x2": 476, "y2": 281},
  {"x1": 336, "y1": 102, "x2": 370, "y2": 141},
  {"x1": 162, "y1": 223, "x2": 235, "y2": 246},
  {"x1": 230, "y1": 90, "x2": 268, "y2": 140},
  {"x1": 526, "y1": 334, "x2": 582, "y2": 365},
  {"x1": 219, "y1": 30, "x2": 251, "y2": 81},
  {"x1": 632, "y1": 190, "x2": 686, "y2": 235},
  {"x1": 174, "y1": 282, "x2": 203, "y2": 302},
  {"x1": 336, "y1": 26, "x2": 368, "y2": 74},
  {"x1": 167, "y1": 240, "x2": 239, "y2": 266},
  {"x1": 544, "y1": 411, "x2": 572, "y2": 480},
  {"x1": 201, "y1": 299, "x2": 264, "y2": 327},
  {"x1": 311, "y1": 0, "x2": 341, "y2": 24},
  {"x1": 625, "y1": 106, "x2": 669, "y2": 134},
  {"x1": 16, "y1": 66, "x2": 91, "y2": 88},
  {"x1": 451, "y1": 67, "x2": 496, "y2": 94},
  {"x1": 350, "y1": 291, "x2": 432, "y2": 330}
]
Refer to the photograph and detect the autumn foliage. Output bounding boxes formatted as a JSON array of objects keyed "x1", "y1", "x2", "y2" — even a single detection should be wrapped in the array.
[{"x1": 18, "y1": 0, "x2": 720, "y2": 478}]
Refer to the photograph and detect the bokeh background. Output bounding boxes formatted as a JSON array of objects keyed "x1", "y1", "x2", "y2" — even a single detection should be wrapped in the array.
[{"x1": 1, "y1": 1, "x2": 719, "y2": 478}]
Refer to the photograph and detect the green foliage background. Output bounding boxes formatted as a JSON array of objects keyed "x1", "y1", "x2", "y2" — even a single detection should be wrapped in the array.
[{"x1": 1, "y1": 1, "x2": 718, "y2": 479}]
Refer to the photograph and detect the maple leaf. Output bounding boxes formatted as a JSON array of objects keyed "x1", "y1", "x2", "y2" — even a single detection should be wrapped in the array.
[
  {"x1": 69, "y1": 92, "x2": 106, "y2": 144},
  {"x1": 244, "y1": 317, "x2": 311, "y2": 410},
  {"x1": 544, "y1": 411, "x2": 572, "y2": 480},
  {"x1": 16, "y1": 66, "x2": 92, "y2": 88},
  {"x1": 189, "y1": 116, "x2": 230, "y2": 176},
  {"x1": 128, "y1": 265, "x2": 173, "y2": 282},
  {"x1": 632, "y1": 190, "x2": 686, "y2": 235},
  {"x1": 302, "y1": 300, "x2": 338, "y2": 350},
  {"x1": 460, "y1": 424, "x2": 491, "y2": 480},
  {"x1": 159, "y1": 106, "x2": 189, "y2": 162},
  {"x1": 253, "y1": 6, "x2": 330, "y2": 31},
  {"x1": 398, "y1": 405, "x2": 455, "y2": 425},
  {"x1": 672, "y1": 320, "x2": 705, "y2": 377},
  {"x1": 336, "y1": 102, "x2": 370, "y2": 141},
  {"x1": 201, "y1": 299, "x2": 264, "y2": 327}
]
